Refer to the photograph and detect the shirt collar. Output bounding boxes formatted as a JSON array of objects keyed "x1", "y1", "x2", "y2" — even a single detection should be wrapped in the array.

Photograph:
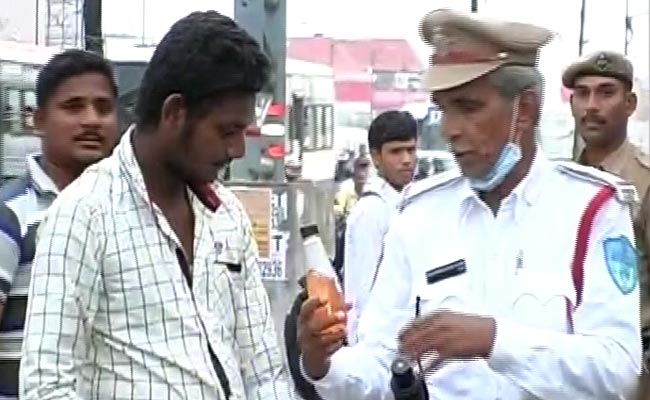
[
  {"x1": 600, "y1": 140, "x2": 636, "y2": 175},
  {"x1": 26, "y1": 153, "x2": 59, "y2": 196},
  {"x1": 117, "y1": 125, "x2": 222, "y2": 212},
  {"x1": 459, "y1": 147, "x2": 550, "y2": 208},
  {"x1": 363, "y1": 176, "x2": 402, "y2": 205},
  {"x1": 579, "y1": 139, "x2": 633, "y2": 176}
]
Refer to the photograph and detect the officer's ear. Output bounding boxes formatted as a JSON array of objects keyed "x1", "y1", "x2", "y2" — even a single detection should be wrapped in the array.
[
  {"x1": 370, "y1": 148, "x2": 381, "y2": 169},
  {"x1": 516, "y1": 89, "x2": 539, "y2": 132},
  {"x1": 624, "y1": 91, "x2": 637, "y2": 117}
]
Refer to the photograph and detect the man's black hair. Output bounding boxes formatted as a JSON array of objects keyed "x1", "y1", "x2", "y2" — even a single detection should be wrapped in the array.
[
  {"x1": 135, "y1": 11, "x2": 271, "y2": 128},
  {"x1": 36, "y1": 49, "x2": 118, "y2": 108},
  {"x1": 367, "y1": 110, "x2": 417, "y2": 151}
]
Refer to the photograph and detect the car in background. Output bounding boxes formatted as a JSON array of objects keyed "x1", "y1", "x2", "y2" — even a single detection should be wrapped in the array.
[{"x1": 414, "y1": 149, "x2": 457, "y2": 180}]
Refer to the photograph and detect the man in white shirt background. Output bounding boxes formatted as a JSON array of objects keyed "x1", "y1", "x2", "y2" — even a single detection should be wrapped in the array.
[
  {"x1": 0, "y1": 49, "x2": 119, "y2": 400},
  {"x1": 343, "y1": 110, "x2": 417, "y2": 345}
]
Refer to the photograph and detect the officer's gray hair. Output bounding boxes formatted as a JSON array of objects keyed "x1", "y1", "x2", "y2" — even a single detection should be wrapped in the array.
[{"x1": 488, "y1": 65, "x2": 545, "y2": 124}]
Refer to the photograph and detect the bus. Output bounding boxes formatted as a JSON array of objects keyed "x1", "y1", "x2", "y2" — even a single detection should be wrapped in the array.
[
  {"x1": 0, "y1": 41, "x2": 60, "y2": 180},
  {"x1": 108, "y1": 44, "x2": 335, "y2": 183}
]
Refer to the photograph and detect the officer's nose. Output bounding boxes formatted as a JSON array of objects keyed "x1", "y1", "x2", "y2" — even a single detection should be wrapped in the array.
[{"x1": 584, "y1": 92, "x2": 601, "y2": 113}]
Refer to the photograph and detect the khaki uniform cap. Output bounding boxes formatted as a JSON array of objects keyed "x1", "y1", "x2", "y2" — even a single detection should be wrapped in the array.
[
  {"x1": 562, "y1": 51, "x2": 634, "y2": 88},
  {"x1": 419, "y1": 9, "x2": 555, "y2": 91}
]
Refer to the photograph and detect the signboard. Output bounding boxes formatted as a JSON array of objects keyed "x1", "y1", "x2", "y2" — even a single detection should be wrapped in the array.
[
  {"x1": 232, "y1": 186, "x2": 289, "y2": 281},
  {"x1": 231, "y1": 188, "x2": 272, "y2": 258}
]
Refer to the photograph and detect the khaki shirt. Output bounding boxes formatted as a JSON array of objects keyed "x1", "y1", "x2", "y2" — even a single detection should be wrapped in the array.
[{"x1": 579, "y1": 140, "x2": 650, "y2": 330}]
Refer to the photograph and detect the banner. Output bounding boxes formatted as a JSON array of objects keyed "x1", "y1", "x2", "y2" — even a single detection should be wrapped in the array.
[{"x1": 232, "y1": 186, "x2": 289, "y2": 281}]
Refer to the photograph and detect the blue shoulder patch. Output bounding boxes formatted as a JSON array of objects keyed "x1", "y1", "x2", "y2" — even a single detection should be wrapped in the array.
[{"x1": 604, "y1": 235, "x2": 638, "y2": 295}]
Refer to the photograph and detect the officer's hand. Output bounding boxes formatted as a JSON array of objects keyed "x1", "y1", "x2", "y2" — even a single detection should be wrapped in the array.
[
  {"x1": 398, "y1": 311, "x2": 496, "y2": 368},
  {"x1": 297, "y1": 297, "x2": 347, "y2": 380}
]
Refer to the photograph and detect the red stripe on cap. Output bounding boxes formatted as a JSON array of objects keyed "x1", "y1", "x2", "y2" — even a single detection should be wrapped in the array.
[{"x1": 431, "y1": 50, "x2": 507, "y2": 65}]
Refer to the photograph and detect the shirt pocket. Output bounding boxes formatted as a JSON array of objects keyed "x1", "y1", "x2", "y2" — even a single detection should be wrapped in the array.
[
  {"x1": 215, "y1": 247, "x2": 245, "y2": 289},
  {"x1": 510, "y1": 272, "x2": 576, "y2": 333}
]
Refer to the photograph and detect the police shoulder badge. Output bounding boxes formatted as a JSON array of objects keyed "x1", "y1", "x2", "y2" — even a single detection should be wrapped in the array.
[{"x1": 603, "y1": 235, "x2": 638, "y2": 295}]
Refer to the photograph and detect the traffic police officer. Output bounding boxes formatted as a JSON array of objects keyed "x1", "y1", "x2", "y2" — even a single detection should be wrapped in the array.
[
  {"x1": 297, "y1": 8, "x2": 641, "y2": 399},
  {"x1": 564, "y1": 49, "x2": 650, "y2": 399}
]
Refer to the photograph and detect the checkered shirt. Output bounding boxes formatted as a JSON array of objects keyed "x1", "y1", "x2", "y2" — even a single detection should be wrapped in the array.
[{"x1": 20, "y1": 130, "x2": 293, "y2": 400}]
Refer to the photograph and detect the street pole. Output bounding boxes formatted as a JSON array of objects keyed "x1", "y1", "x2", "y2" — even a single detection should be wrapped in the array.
[
  {"x1": 624, "y1": 0, "x2": 631, "y2": 55},
  {"x1": 573, "y1": 0, "x2": 591, "y2": 160},
  {"x1": 83, "y1": 0, "x2": 104, "y2": 55},
  {"x1": 578, "y1": 0, "x2": 587, "y2": 56},
  {"x1": 141, "y1": 0, "x2": 146, "y2": 46},
  {"x1": 34, "y1": 0, "x2": 39, "y2": 44}
]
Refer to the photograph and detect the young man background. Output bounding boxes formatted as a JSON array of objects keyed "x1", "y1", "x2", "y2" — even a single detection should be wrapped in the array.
[{"x1": 0, "y1": 49, "x2": 119, "y2": 400}]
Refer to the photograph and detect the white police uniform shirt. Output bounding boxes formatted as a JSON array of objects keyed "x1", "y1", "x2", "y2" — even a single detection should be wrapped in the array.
[
  {"x1": 307, "y1": 153, "x2": 641, "y2": 399},
  {"x1": 344, "y1": 176, "x2": 401, "y2": 345}
]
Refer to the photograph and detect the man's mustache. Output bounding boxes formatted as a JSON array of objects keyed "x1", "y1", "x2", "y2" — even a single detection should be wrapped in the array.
[{"x1": 581, "y1": 114, "x2": 606, "y2": 126}]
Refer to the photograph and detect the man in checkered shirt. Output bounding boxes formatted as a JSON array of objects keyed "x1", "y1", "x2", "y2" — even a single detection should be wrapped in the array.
[{"x1": 20, "y1": 11, "x2": 293, "y2": 400}]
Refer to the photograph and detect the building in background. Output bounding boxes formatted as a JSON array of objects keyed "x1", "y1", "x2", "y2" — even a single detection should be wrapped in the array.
[
  {"x1": 0, "y1": 0, "x2": 41, "y2": 43},
  {"x1": 44, "y1": 0, "x2": 83, "y2": 47},
  {"x1": 288, "y1": 36, "x2": 427, "y2": 129},
  {"x1": 0, "y1": 0, "x2": 82, "y2": 47}
]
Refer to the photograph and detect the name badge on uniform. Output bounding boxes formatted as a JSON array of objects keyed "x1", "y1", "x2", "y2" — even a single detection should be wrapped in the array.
[{"x1": 426, "y1": 259, "x2": 466, "y2": 285}]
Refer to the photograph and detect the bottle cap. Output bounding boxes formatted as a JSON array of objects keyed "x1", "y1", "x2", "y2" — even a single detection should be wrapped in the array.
[{"x1": 300, "y1": 224, "x2": 319, "y2": 239}]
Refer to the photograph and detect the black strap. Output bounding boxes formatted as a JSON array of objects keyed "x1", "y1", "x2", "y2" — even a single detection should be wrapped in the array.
[
  {"x1": 338, "y1": 191, "x2": 383, "y2": 279},
  {"x1": 175, "y1": 249, "x2": 231, "y2": 398},
  {"x1": 360, "y1": 191, "x2": 382, "y2": 199},
  {"x1": 367, "y1": 194, "x2": 409, "y2": 293},
  {"x1": 284, "y1": 288, "x2": 324, "y2": 400}
]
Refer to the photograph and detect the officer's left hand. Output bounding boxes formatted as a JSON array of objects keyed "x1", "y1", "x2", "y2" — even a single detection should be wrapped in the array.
[{"x1": 398, "y1": 311, "x2": 496, "y2": 366}]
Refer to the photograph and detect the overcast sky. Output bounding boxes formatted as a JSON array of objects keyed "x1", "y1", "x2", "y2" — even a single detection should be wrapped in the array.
[{"x1": 103, "y1": 0, "x2": 650, "y2": 107}]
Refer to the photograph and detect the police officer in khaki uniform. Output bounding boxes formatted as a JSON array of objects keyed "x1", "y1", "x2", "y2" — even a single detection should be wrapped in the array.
[{"x1": 564, "y1": 50, "x2": 650, "y2": 397}]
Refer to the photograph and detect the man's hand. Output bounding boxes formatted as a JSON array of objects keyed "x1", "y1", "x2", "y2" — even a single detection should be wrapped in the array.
[
  {"x1": 398, "y1": 311, "x2": 496, "y2": 368},
  {"x1": 298, "y1": 297, "x2": 347, "y2": 380}
]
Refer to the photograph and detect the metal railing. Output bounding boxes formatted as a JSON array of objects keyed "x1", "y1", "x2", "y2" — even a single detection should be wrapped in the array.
[{"x1": 225, "y1": 179, "x2": 336, "y2": 360}]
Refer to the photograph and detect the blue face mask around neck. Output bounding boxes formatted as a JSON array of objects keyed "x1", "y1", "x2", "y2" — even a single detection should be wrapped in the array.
[{"x1": 468, "y1": 142, "x2": 522, "y2": 192}]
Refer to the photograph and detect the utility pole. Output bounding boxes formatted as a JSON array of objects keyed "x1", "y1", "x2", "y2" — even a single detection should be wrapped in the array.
[
  {"x1": 235, "y1": 0, "x2": 287, "y2": 107},
  {"x1": 140, "y1": 0, "x2": 146, "y2": 46},
  {"x1": 624, "y1": 0, "x2": 632, "y2": 55},
  {"x1": 34, "y1": 0, "x2": 39, "y2": 44},
  {"x1": 578, "y1": 0, "x2": 587, "y2": 56},
  {"x1": 83, "y1": 0, "x2": 104, "y2": 55},
  {"x1": 573, "y1": 0, "x2": 589, "y2": 160},
  {"x1": 471, "y1": 0, "x2": 478, "y2": 13}
]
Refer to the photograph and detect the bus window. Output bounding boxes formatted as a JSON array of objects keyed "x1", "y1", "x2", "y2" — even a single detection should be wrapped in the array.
[
  {"x1": 2, "y1": 89, "x2": 21, "y2": 134},
  {"x1": 23, "y1": 90, "x2": 36, "y2": 131},
  {"x1": 418, "y1": 108, "x2": 446, "y2": 151}
]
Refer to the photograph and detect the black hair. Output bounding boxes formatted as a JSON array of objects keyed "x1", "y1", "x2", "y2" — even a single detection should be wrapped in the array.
[
  {"x1": 135, "y1": 11, "x2": 271, "y2": 128},
  {"x1": 36, "y1": 49, "x2": 117, "y2": 108},
  {"x1": 367, "y1": 110, "x2": 418, "y2": 151}
]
